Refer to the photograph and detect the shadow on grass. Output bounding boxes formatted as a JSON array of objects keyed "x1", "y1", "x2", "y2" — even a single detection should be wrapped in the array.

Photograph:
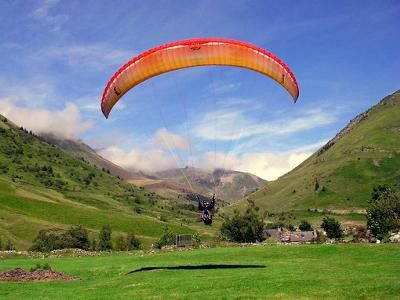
[{"x1": 128, "y1": 264, "x2": 266, "y2": 274}]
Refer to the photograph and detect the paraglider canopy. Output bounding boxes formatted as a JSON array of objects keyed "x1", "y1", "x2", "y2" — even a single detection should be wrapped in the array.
[{"x1": 101, "y1": 38, "x2": 299, "y2": 118}]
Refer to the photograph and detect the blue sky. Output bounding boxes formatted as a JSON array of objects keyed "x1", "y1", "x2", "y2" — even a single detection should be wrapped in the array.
[{"x1": 0, "y1": 0, "x2": 399, "y2": 180}]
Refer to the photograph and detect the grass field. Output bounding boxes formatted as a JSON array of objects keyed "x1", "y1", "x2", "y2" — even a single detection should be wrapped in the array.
[{"x1": 1, "y1": 244, "x2": 399, "y2": 299}]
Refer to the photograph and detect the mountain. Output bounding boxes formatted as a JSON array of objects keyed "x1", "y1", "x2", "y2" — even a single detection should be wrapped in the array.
[
  {"x1": 40, "y1": 135, "x2": 265, "y2": 203},
  {"x1": 41, "y1": 134, "x2": 144, "y2": 180},
  {"x1": 230, "y1": 90, "x2": 400, "y2": 224},
  {"x1": 130, "y1": 166, "x2": 266, "y2": 203},
  {"x1": 0, "y1": 115, "x2": 216, "y2": 250}
]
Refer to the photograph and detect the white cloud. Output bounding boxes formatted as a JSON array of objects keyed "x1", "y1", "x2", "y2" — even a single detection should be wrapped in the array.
[
  {"x1": 200, "y1": 151, "x2": 239, "y2": 171},
  {"x1": 97, "y1": 128, "x2": 192, "y2": 172},
  {"x1": 83, "y1": 129, "x2": 129, "y2": 150},
  {"x1": 200, "y1": 150, "x2": 313, "y2": 180},
  {"x1": 153, "y1": 127, "x2": 190, "y2": 151},
  {"x1": 291, "y1": 139, "x2": 329, "y2": 153},
  {"x1": 80, "y1": 102, "x2": 99, "y2": 111},
  {"x1": 33, "y1": 0, "x2": 59, "y2": 18},
  {"x1": 0, "y1": 97, "x2": 92, "y2": 139},
  {"x1": 41, "y1": 44, "x2": 134, "y2": 70},
  {"x1": 79, "y1": 98, "x2": 126, "y2": 112},
  {"x1": 216, "y1": 97, "x2": 259, "y2": 108},
  {"x1": 93, "y1": 120, "x2": 324, "y2": 179},
  {"x1": 208, "y1": 81, "x2": 241, "y2": 94},
  {"x1": 0, "y1": 77, "x2": 57, "y2": 107},
  {"x1": 193, "y1": 107, "x2": 337, "y2": 141},
  {"x1": 99, "y1": 145, "x2": 176, "y2": 173},
  {"x1": 33, "y1": 0, "x2": 69, "y2": 32},
  {"x1": 99, "y1": 134, "x2": 318, "y2": 179}
]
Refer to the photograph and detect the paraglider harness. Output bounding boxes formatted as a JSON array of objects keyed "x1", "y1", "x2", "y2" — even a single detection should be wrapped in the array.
[{"x1": 198, "y1": 194, "x2": 215, "y2": 225}]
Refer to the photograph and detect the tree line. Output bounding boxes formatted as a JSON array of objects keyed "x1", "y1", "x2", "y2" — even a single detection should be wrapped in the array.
[
  {"x1": 29, "y1": 224, "x2": 140, "y2": 252},
  {"x1": 220, "y1": 184, "x2": 400, "y2": 243}
]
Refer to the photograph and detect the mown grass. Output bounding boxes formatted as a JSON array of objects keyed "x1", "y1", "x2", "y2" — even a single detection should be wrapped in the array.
[{"x1": 0, "y1": 244, "x2": 399, "y2": 299}]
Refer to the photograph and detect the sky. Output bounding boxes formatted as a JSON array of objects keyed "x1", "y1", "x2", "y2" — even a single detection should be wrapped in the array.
[{"x1": 0, "y1": 0, "x2": 399, "y2": 180}]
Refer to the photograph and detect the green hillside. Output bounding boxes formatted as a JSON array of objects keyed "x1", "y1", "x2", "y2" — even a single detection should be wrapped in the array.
[
  {"x1": 229, "y1": 90, "x2": 400, "y2": 225},
  {"x1": 41, "y1": 133, "x2": 143, "y2": 180},
  {"x1": 0, "y1": 117, "x2": 216, "y2": 250}
]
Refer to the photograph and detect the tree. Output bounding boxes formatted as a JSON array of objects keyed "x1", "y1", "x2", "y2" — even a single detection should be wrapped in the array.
[
  {"x1": 220, "y1": 199, "x2": 265, "y2": 243},
  {"x1": 90, "y1": 237, "x2": 98, "y2": 251},
  {"x1": 65, "y1": 225, "x2": 90, "y2": 250},
  {"x1": 30, "y1": 225, "x2": 90, "y2": 251},
  {"x1": 5, "y1": 239, "x2": 16, "y2": 251},
  {"x1": 115, "y1": 235, "x2": 127, "y2": 251},
  {"x1": 30, "y1": 229, "x2": 66, "y2": 252},
  {"x1": 299, "y1": 220, "x2": 313, "y2": 231},
  {"x1": 321, "y1": 216, "x2": 343, "y2": 239},
  {"x1": 127, "y1": 234, "x2": 141, "y2": 250},
  {"x1": 193, "y1": 232, "x2": 201, "y2": 247},
  {"x1": 155, "y1": 227, "x2": 174, "y2": 249},
  {"x1": 314, "y1": 178, "x2": 320, "y2": 192},
  {"x1": 98, "y1": 224, "x2": 112, "y2": 251},
  {"x1": 265, "y1": 222, "x2": 285, "y2": 229},
  {"x1": 367, "y1": 185, "x2": 400, "y2": 239}
]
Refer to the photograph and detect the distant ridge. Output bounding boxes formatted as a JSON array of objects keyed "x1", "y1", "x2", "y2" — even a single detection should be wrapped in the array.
[
  {"x1": 41, "y1": 133, "x2": 145, "y2": 180},
  {"x1": 39, "y1": 134, "x2": 265, "y2": 203},
  {"x1": 135, "y1": 166, "x2": 266, "y2": 203}
]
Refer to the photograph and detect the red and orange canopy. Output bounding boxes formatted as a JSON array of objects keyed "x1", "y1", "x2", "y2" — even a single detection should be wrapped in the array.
[{"x1": 101, "y1": 38, "x2": 299, "y2": 118}]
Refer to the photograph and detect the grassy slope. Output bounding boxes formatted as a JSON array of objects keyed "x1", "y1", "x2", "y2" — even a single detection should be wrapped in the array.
[
  {"x1": 1, "y1": 244, "x2": 399, "y2": 299},
  {"x1": 0, "y1": 117, "x2": 218, "y2": 249},
  {"x1": 228, "y1": 90, "x2": 400, "y2": 226},
  {"x1": 41, "y1": 133, "x2": 143, "y2": 180}
]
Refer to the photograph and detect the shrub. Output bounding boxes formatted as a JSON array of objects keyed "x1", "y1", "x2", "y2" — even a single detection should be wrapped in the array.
[
  {"x1": 220, "y1": 199, "x2": 265, "y2": 243},
  {"x1": 115, "y1": 236, "x2": 128, "y2": 251},
  {"x1": 133, "y1": 206, "x2": 142, "y2": 214},
  {"x1": 98, "y1": 224, "x2": 112, "y2": 251},
  {"x1": 30, "y1": 229, "x2": 66, "y2": 252},
  {"x1": 127, "y1": 234, "x2": 141, "y2": 250},
  {"x1": 321, "y1": 216, "x2": 343, "y2": 239},
  {"x1": 314, "y1": 179, "x2": 319, "y2": 192},
  {"x1": 65, "y1": 225, "x2": 90, "y2": 250},
  {"x1": 0, "y1": 164, "x2": 8, "y2": 174},
  {"x1": 367, "y1": 185, "x2": 400, "y2": 239},
  {"x1": 299, "y1": 220, "x2": 313, "y2": 231},
  {"x1": 155, "y1": 227, "x2": 174, "y2": 249},
  {"x1": 265, "y1": 222, "x2": 285, "y2": 229},
  {"x1": 315, "y1": 230, "x2": 327, "y2": 243},
  {"x1": 159, "y1": 214, "x2": 168, "y2": 222},
  {"x1": 30, "y1": 263, "x2": 51, "y2": 272},
  {"x1": 30, "y1": 225, "x2": 90, "y2": 251},
  {"x1": 90, "y1": 238, "x2": 98, "y2": 251},
  {"x1": 4, "y1": 239, "x2": 15, "y2": 251},
  {"x1": 193, "y1": 232, "x2": 201, "y2": 247},
  {"x1": 352, "y1": 226, "x2": 369, "y2": 243}
]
